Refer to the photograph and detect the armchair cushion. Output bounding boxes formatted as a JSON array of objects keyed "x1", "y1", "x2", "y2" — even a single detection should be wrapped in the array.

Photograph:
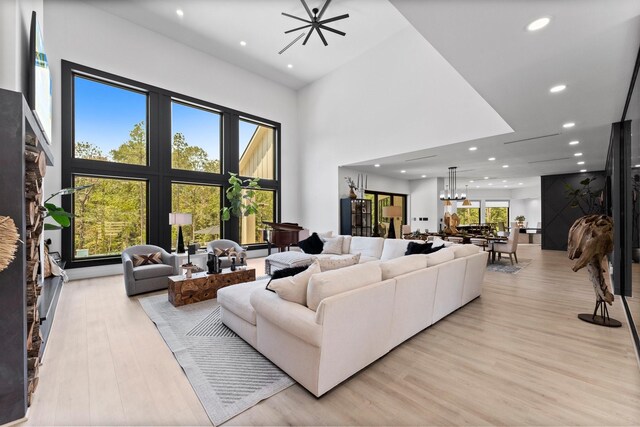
[
  {"x1": 132, "y1": 264, "x2": 175, "y2": 280},
  {"x1": 131, "y1": 252, "x2": 162, "y2": 267}
]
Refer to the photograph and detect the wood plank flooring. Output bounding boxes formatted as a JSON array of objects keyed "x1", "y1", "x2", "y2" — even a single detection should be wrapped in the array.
[{"x1": 22, "y1": 246, "x2": 640, "y2": 426}]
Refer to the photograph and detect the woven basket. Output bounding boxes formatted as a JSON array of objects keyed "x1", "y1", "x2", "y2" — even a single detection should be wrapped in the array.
[{"x1": 0, "y1": 216, "x2": 20, "y2": 272}]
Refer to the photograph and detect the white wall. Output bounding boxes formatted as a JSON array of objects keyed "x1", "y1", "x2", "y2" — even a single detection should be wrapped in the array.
[
  {"x1": 409, "y1": 178, "x2": 445, "y2": 232},
  {"x1": 42, "y1": 0, "x2": 300, "y2": 275},
  {"x1": 338, "y1": 167, "x2": 410, "y2": 199},
  {"x1": 0, "y1": 0, "x2": 43, "y2": 93},
  {"x1": 297, "y1": 26, "x2": 512, "y2": 233}
]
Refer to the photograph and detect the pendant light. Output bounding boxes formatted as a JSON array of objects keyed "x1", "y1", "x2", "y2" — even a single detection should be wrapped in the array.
[
  {"x1": 462, "y1": 186, "x2": 472, "y2": 206},
  {"x1": 439, "y1": 166, "x2": 467, "y2": 201}
]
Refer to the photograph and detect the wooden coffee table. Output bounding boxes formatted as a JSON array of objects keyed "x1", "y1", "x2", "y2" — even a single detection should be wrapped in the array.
[{"x1": 168, "y1": 268, "x2": 256, "y2": 307}]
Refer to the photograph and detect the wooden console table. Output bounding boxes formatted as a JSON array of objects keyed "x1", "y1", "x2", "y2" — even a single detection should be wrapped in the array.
[{"x1": 168, "y1": 268, "x2": 256, "y2": 307}]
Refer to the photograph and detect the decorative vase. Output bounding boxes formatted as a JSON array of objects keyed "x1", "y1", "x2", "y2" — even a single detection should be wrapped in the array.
[{"x1": 349, "y1": 188, "x2": 357, "y2": 199}]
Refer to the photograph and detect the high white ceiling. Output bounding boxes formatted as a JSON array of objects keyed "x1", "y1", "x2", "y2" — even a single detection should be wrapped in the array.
[
  {"x1": 82, "y1": 0, "x2": 411, "y2": 89},
  {"x1": 82, "y1": 0, "x2": 640, "y2": 186},
  {"x1": 344, "y1": 0, "x2": 640, "y2": 186}
]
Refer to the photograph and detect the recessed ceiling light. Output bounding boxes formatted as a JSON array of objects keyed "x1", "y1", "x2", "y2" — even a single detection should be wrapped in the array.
[
  {"x1": 563, "y1": 122, "x2": 575, "y2": 128},
  {"x1": 580, "y1": 169, "x2": 587, "y2": 172},
  {"x1": 549, "y1": 84, "x2": 566, "y2": 93},
  {"x1": 502, "y1": 165, "x2": 509, "y2": 168},
  {"x1": 421, "y1": 174, "x2": 427, "y2": 178},
  {"x1": 240, "y1": 41, "x2": 247, "y2": 46},
  {"x1": 469, "y1": 180, "x2": 474, "y2": 183},
  {"x1": 287, "y1": 64, "x2": 293, "y2": 69},
  {"x1": 374, "y1": 163, "x2": 380, "y2": 167},
  {"x1": 518, "y1": 183, "x2": 523, "y2": 185},
  {"x1": 527, "y1": 17, "x2": 550, "y2": 32},
  {"x1": 635, "y1": 164, "x2": 640, "y2": 168},
  {"x1": 502, "y1": 180, "x2": 507, "y2": 183},
  {"x1": 504, "y1": 185, "x2": 508, "y2": 188},
  {"x1": 488, "y1": 157, "x2": 496, "y2": 161},
  {"x1": 469, "y1": 147, "x2": 477, "y2": 151},
  {"x1": 400, "y1": 170, "x2": 406, "y2": 174},
  {"x1": 488, "y1": 183, "x2": 493, "y2": 186},
  {"x1": 577, "y1": 161, "x2": 585, "y2": 165},
  {"x1": 484, "y1": 176, "x2": 489, "y2": 180},
  {"x1": 569, "y1": 140, "x2": 579, "y2": 145},
  {"x1": 574, "y1": 152, "x2": 583, "y2": 157},
  {"x1": 176, "y1": 9, "x2": 184, "y2": 17},
  {"x1": 476, "y1": 186, "x2": 480, "y2": 188}
]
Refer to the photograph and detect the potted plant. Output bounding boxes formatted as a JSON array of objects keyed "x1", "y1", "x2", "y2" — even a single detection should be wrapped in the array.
[
  {"x1": 221, "y1": 173, "x2": 261, "y2": 221},
  {"x1": 44, "y1": 185, "x2": 93, "y2": 230},
  {"x1": 515, "y1": 215, "x2": 526, "y2": 227}
]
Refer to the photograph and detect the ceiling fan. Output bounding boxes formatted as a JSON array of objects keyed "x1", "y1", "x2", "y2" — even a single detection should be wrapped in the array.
[{"x1": 279, "y1": 0, "x2": 350, "y2": 54}]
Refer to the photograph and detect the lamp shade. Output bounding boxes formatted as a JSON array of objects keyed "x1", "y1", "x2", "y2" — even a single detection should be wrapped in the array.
[
  {"x1": 169, "y1": 212, "x2": 192, "y2": 226},
  {"x1": 382, "y1": 206, "x2": 402, "y2": 218}
]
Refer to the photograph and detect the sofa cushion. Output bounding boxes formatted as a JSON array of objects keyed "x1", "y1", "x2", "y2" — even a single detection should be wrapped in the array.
[
  {"x1": 133, "y1": 264, "x2": 174, "y2": 280},
  {"x1": 267, "y1": 261, "x2": 321, "y2": 305},
  {"x1": 321, "y1": 236, "x2": 343, "y2": 255},
  {"x1": 425, "y1": 247, "x2": 455, "y2": 266},
  {"x1": 380, "y1": 239, "x2": 412, "y2": 261},
  {"x1": 217, "y1": 280, "x2": 267, "y2": 325},
  {"x1": 349, "y1": 237, "x2": 385, "y2": 259},
  {"x1": 379, "y1": 255, "x2": 428, "y2": 280},
  {"x1": 358, "y1": 255, "x2": 380, "y2": 264},
  {"x1": 317, "y1": 253, "x2": 361, "y2": 272},
  {"x1": 431, "y1": 237, "x2": 455, "y2": 248},
  {"x1": 132, "y1": 252, "x2": 162, "y2": 267},
  {"x1": 298, "y1": 233, "x2": 324, "y2": 254},
  {"x1": 307, "y1": 263, "x2": 382, "y2": 311},
  {"x1": 341, "y1": 235, "x2": 352, "y2": 254},
  {"x1": 451, "y1": 244, "x2": 481, "y2": 258}
]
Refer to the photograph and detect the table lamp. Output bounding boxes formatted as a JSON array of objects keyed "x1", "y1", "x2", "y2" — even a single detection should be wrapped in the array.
[
  {"x1": 382, "y1": 206, "x2": 402, "y2": 239},
  {"x1": 169, "y1": 212, "x2": 192, "y2": 253}
]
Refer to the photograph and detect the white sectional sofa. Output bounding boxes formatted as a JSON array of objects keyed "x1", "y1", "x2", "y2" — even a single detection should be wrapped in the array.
[{"x1": 217, "y1": 237, "x2": 488, "y2": 397}]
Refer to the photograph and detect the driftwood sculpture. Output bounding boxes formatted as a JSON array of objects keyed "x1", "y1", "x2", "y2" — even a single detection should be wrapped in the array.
[
  {"x1": 443, "y1": 212, "x2": 460, "y2": 235},
  {"x1": 567, "y1": 215, "x2": 621, "y2": 327}
]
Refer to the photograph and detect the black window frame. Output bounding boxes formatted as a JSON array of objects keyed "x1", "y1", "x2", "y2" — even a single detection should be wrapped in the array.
[{"x1": 61, "y1": 61, "x2": 281, "y2": 268}]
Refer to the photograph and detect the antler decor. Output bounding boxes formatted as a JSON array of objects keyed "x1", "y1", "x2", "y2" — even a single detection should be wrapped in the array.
[
  {"x1": 0, "y1": 216, "x2": 20, "y2": 273},
  {"x1": 567, "y1": 214, "x2": 621, "y2": 327}
]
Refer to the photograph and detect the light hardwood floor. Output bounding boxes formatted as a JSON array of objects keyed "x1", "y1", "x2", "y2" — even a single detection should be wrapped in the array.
[{"x1": 23, "y1": 246, "x2": 640, "y2": 426}]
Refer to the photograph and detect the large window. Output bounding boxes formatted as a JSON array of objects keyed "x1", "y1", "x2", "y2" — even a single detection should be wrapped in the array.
[
  {"x1": 171, "y1": 183, "x2": 221, "y2": 247},
  {"x1": 485, "y1": 200, "x2": 510, "y2": 226},
  {"x1": 239, "y1": 119, "x2": 275, "y2": 180},
  {"x1": 74, "y1": 76, "x2": 148, "y2": 165},
  {"x1": 456, "y1": 201, "x2": 481, "y2": 225},
  {"x1": 171, "y1": 102, "x2": 221, "y2": 173},
  {"x1": 239, "y1": 189, "x2": 275, "y2": 245},
  {"x1": 73, "y1": 176, "x2": 147, "y2": 259},
  {"x1": 62, "y1": 62, "x2": 281, "y2": 267}
]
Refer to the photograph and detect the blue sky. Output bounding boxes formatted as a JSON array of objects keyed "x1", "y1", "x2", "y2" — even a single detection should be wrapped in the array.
[{"x1": 75, "y1": 76, "x2": 258, "y2": 161}]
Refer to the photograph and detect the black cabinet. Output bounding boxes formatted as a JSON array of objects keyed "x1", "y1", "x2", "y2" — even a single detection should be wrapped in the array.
[{"x1": 340, "y1": 198, "x2": 372, "y2": 236}]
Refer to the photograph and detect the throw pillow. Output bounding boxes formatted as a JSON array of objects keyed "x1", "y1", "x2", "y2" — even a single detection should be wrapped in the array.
[
  {"x1": 426, "y1": 244, "x2": 445, "y2": 254},
  {"x1": 321, "y1": 236, "x2": 344, "y2": 255},
  {"x1": 132, "y1": 252, "x2": 162, "y2": 267},
  {"x1": 266, "y1": 265, "x2": 310, "y2": 291},
  {"x1": 317, "y1": 253, "x2": 361, "y2": 272},
  {"x1": 214, "y1": 247, "x2": 234, "y2": 257},
  {"x1": 266, "y1": 261, "x2": 321, "y2": 305},
  {"x1": 405, "y1": 241, "x2": 433, "y2": 255},
  {"x1": 298, "y1": 232, "x2": 324, "y2": 254},
  {"x1": 316, "y1": 231, "x2": 333, "y2": 241}
]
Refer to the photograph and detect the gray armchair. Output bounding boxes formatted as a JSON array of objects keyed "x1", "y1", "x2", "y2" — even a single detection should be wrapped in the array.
[
  {"x1": 122, "y1": 245, "x2": 178, "y2": 296},
  {"x1": 206, "y1": 239, "x2": 246, "y2": 268}
]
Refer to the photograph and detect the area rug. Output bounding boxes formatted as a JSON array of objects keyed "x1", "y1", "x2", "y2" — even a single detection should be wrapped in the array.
[
  {"x1": 486, "y1": 258, "x2": 532, "y2": 274},
  {"x1": 139, "y1": 292, "x2": 294, "y2": 426}
]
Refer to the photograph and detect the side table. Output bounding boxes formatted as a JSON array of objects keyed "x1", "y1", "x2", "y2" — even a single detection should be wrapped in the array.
[{"x1": 168, "y1": 268, "x2": 256, "y2": 307}]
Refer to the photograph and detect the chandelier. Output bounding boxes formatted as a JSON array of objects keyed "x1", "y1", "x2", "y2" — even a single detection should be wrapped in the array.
[{"x1": 439, "y1": 166, "x2": 467, "y2": 201}]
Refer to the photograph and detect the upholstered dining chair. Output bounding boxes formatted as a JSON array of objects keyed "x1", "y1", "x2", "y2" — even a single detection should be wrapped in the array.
[
  {"x1": 492, "y1": 227, "x2": 520, "y2": 264},
  {"x1": 206, "y1": 239, "x2": 247, "y2": 268},
  {"x1": 122, "y1": 245, "x2": 178, "y2": 296}
]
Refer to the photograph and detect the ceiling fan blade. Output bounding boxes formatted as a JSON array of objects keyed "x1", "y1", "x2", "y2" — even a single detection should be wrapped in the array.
[
  {"x1": 317, "y1": 0, "x2": 332, "y2": 20},
  {"x1": 319, "y1": 13, "x2": 349, "y2": 25},
  {"x1": 285, "y1": 24, "x2": 312, "y2": 34},
  {"x1": 279, "y1": 32, "x2": 306, "y2": 55},
  {"x1": 282, "y1": 12, "x2": 311, "y2": 24},
  {"x1": 319, "y1": 24, "x2": 346, "y2": 36},
  {"x1": 302, "y1": 27, "x2": 315, "y2": 45},
  {"x1": 316, "y1": 28, "x2": 328, "y2": 46},
  {"x1": 299, "y1": 0, "x2": 314, "y2": 19}
]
